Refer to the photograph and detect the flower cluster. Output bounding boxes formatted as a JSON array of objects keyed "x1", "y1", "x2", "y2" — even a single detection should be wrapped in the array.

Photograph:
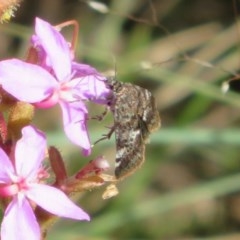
[
  {"x1": 0, "y1": 126, "x2": 90, "y2": 239},
  {"x1": 0, "y1": 17, "x2": 110, "y2": 155},
  {"x1": 0, "y1": 17, "x2": 112, "y2": 240}
]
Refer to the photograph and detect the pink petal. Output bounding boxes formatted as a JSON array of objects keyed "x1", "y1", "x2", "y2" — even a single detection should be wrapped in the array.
[
  {"x1": 79, "y1": 75, "x2": 110, "y2": 104},
  {"x1": 27, "y1": 184, "x2": 90, "y2": 221},
  {"x1": 15, "y1": 126, "x2": 46, "y2": 179},
  {"x1": 35, "y1": 18, "x2": 71, "y2": 81},
  {"x1": 72, "y1": 63, "x2": 111, "y2": 104},
  {"x1": 1, "y1": 196, "x2": 40, "y2": 240},
  {"x1": 72, "y1": 62, "x2": 100, "y2": 76},
  {"x1": 0, "y1": 59, "x2": 57, "y2": 103},
  {"x1": 0, "y1": 148, "x2": 14, "y2": 183},
  {"x1": 70, "y1": 75, "x2": 110, "y2": 104},
  {"x1": 60, "y1": 101, "x2": 91, "y2": 155}
]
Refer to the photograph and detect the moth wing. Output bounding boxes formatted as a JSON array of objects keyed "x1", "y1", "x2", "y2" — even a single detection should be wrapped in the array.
[{"x1": 114, "y1": 120, "x2": 145, "y2": 179}]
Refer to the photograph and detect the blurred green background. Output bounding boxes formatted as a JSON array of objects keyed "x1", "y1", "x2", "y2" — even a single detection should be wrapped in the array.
[{"x1": 2, "y1": 0, "x2": 240, "y2": 239}]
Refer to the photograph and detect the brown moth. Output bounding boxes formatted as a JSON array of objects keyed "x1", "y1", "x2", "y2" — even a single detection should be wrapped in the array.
[{"x1": 107, "y1": 78, "x2": 161, "y2": 180}]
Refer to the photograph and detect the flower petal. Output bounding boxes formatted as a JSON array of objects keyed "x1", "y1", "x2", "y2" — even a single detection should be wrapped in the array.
[
  {"x1": 15, "y1": 126, "x2": 46, "y2": 178},
  {"x1": 72, "y1": 62, "x2": 111, "y2": 104},
  {"x1": 1, "y1": 196, "x2": 40, "y2": 240},
  {"x1": 60, "y1": 101, "x2": 91, "y2": 155},
  {"x1": 72, "y1": 62, "x2": 101, "y2": 76},
  {"x1": 34, "y1": 17, "x2": 72, "y2": 81},
  {"x1": 0, "y1": 59, "x2": 57, "y2": 103},
  {"x1": 0, "y1": 148, "x2": 14, "y2": 183},
  {"x1": 27, "y1": 184, "x2": 90, "y2": 221}
]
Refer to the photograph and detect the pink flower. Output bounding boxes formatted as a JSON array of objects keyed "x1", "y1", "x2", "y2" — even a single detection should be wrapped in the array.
[
  {"x1": 0, "y1": 126, "x2": 90, "y2": 240},
  {"x1": 0, "y1": 18, "x2": 110, "y2": 155}
]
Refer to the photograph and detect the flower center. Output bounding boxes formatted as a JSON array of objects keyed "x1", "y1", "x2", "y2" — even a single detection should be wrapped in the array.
[
  {"x1": 59, "y1": 82, "x2": 75, "y2": 101},
  {"x1": 0, "y1": 177, "x2": 29, "y2": 197}
]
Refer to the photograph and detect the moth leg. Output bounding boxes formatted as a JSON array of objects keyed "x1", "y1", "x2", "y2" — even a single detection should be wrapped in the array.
[
  {"x1": 93, "y1": 125, "x2": 115, "y2": 145},
  {"x1": 91, "y1": 106, "x2": 109, "y2": 121}
]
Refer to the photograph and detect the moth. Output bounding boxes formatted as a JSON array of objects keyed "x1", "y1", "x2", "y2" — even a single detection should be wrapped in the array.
[{"x1": 107, "y1": 78, "x2": 161, "y2": 180}]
